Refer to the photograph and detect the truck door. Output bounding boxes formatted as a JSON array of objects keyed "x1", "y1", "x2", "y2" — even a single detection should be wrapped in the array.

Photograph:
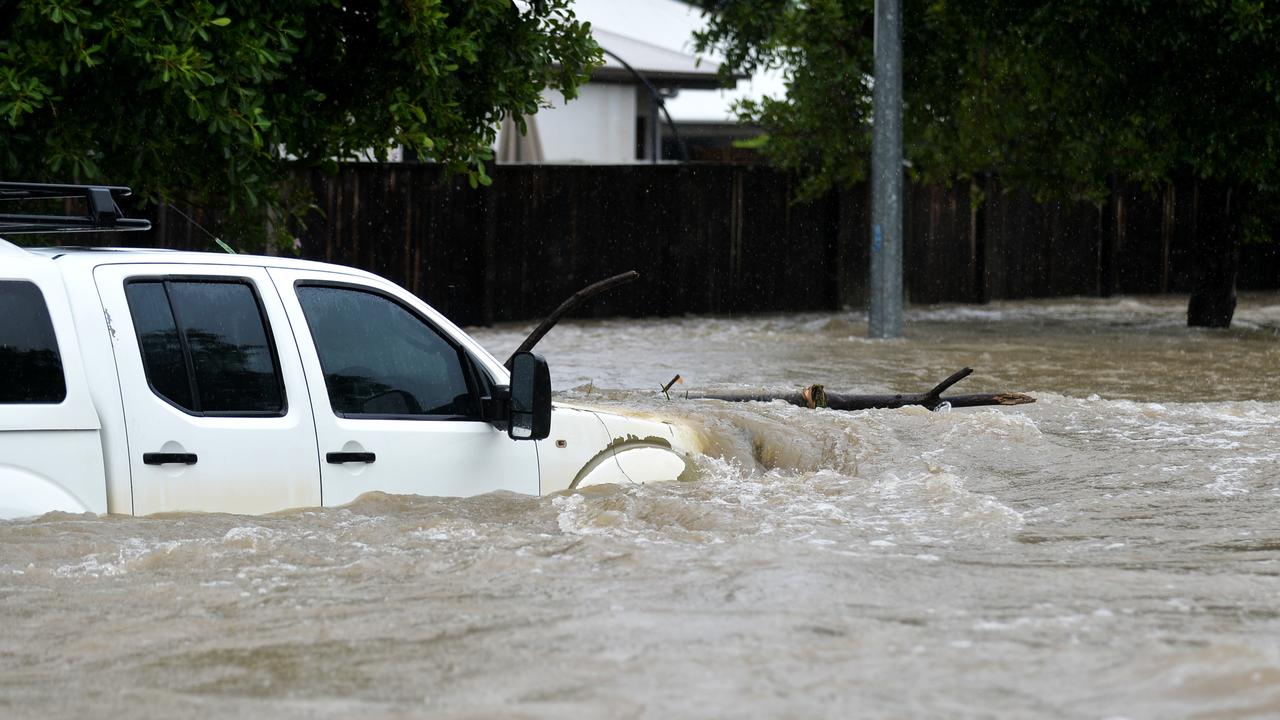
[
  {"x1": 266, "y1": 268, "x2": 538, "y2": 505},
  {"x1": 94, "y1": 264, "x2": 321, "y2": 514}
]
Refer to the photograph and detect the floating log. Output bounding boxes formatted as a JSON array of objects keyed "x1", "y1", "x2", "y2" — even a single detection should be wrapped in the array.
[{"x1": 685, "y1": 367, "x2": 1034, "y2": 411}]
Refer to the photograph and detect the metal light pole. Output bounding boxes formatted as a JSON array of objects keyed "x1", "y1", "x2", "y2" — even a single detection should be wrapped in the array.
[{"x1": 869, "y1": 0, "x2": 904, "y2": 338}]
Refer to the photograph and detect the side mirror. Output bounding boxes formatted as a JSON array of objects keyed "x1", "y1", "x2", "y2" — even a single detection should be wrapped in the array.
[{"x1": 508, "y1": 351, "x2": 552, "y2": 440}]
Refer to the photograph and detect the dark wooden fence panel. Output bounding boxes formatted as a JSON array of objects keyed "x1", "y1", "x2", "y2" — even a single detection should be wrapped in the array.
[
  {"x1": 1116, "y1": 186, "x2": 1164, "y2": 294},
  {"x1": 127, "y1": 163, "x2": 1275, "y2": 324},
  {"x1": 904, "y1": 182, "x2": 974, "y2": 304},
  {"x1": 291, "y1": 164, "x2": 843, "y2": 325}
]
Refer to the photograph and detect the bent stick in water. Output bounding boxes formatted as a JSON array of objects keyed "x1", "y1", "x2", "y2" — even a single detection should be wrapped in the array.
[
  {"x1": 685, "y1": 367, "x2": 1035, "y2": 411},
  {"x1": 505, "y1": 270, "x2": 640, "y2": 369}
]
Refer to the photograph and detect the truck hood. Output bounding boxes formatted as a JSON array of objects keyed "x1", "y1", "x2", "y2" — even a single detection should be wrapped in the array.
[{"x1": 553, "y1": 400, "x2": 705, "y2": 458}]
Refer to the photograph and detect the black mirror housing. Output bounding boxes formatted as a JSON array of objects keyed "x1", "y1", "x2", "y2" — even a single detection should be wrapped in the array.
[{"x1": 508, "y1": 351, "x2": 552, "y2": 440}]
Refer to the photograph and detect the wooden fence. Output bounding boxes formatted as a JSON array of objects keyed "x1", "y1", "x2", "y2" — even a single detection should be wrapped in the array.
[{"x1": 140, "y1": 163, "x2": 1277, "y2": 325}]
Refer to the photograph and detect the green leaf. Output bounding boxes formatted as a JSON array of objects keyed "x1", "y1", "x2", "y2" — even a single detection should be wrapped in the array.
[{"x1": 210, "y1": 17, "x2": 232, "y2": 27}]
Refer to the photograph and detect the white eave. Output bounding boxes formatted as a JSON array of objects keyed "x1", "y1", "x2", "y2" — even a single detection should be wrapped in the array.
[{"x1": 590, "y1": 28, "x2": 741, "y2": 90}]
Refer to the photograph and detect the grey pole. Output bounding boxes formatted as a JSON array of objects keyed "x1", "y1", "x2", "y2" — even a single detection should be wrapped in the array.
[{"x1": 869, "y1": 0, "x2": 904, "y2": 338}]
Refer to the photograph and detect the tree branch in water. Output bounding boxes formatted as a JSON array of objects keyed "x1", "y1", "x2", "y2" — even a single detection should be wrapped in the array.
[{"x1": 684, "y1": 367, "x2": 1034, "y2": 411}]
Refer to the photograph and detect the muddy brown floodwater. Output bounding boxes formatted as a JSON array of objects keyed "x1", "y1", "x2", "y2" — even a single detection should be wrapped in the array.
[{"x1": 3, "y1": 294, "x2": 1280, "y2": 719}]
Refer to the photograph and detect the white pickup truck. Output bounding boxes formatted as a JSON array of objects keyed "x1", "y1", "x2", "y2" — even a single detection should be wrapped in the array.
[{"x1": 0, "y1": 184, "x2": 699, "y2": 519}]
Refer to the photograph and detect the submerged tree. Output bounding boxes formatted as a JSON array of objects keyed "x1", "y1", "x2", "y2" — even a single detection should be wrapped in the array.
[
  {"x1": 692, "y1": 0, "x2": 1280, "y2": 327},
  {"x1": 0, "y1": 0, "x2": 600, "y2": 248}
]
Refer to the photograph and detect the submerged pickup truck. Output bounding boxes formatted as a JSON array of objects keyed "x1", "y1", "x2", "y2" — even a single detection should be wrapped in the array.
[{"x1": 0, "y1": 183, "x2": 699, "y2": 519}]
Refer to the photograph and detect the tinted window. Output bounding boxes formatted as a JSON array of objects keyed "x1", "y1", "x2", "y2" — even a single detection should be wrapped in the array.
[
  {"x1": 296, "y1": 285, "x2": 477, "y2": 418},
  {"x1": 168, "y1": 283, "x2": 282, "y2": 413},
  {"x1": 125, "y1": 281, "x2": 193, "y2": 409},
  {"x1": 124, "y1": 279, "x2": 284, "y2": 415},
  {"x1": 0, "y1": 281, "x2": 66, "y2": 404}
]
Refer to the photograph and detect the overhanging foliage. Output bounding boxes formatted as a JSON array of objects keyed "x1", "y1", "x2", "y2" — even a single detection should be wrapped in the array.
[
  {"x1": 0, "y1": 0, "x2": 601, "y2": 246},
  {"x1": 693, "y1": 0, "x2": 1280, "y2": 203}
]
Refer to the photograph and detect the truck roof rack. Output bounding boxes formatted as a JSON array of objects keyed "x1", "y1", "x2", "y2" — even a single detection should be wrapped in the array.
[{"x1": 0, "y1": 181, "x2": 151, "y2": 234}]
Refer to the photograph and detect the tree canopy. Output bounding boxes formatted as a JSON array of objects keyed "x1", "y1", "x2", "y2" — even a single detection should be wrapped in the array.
[
  {"x1": 0, "y1": 0, "x2": 600, "y2": 245},
  {"x1": 692, "y1": 0, "x2": 1280, "y2": 204},
  {"x1": 693, "y1": 0, "x2": 1279, "y2": 326}
]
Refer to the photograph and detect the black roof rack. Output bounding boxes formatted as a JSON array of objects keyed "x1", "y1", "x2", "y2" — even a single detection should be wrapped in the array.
[{"x1": 0, "y1": 181, "x2": 151, "y2": 234}]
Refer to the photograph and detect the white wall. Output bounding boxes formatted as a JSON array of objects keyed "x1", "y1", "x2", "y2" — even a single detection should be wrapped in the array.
[{"x1": 534, "y1": 84, "x2": 637, "y2": 163}]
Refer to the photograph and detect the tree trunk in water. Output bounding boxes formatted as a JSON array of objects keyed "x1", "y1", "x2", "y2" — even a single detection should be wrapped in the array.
[
  {"x1": 1186, "y1": 182, "x2": 1239, "y2": 328},
  {"x1": 684, "y1": 368, "x2": 1035, "y2": 412}
]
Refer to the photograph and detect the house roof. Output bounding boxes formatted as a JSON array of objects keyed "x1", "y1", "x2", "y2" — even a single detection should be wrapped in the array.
[
  {"x1": 570, "y1": 0, "x2": 783, "y2": 122},
  {"x1": 590, "y1": 28, "x2": 741, "y2": 90}
]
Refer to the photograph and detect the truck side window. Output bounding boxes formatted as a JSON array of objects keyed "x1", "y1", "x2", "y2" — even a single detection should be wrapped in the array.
[
  {"x1": 296, "y1": 284, "x2": 478, "y2": 419},
  {"x1": 124, "y1": 279, "x2": 285, "y2": 416},
  {"x1": 0, "y1": 280, "x2": 66, "y2": 404}
]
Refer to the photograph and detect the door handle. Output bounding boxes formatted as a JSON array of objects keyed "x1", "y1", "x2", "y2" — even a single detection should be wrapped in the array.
[
  {"x1": 326, "y1": 451, "x2": 376, "y2": 464},
  {"x1": 143, "y1": 452, "x2": 198, "y2": 465}
]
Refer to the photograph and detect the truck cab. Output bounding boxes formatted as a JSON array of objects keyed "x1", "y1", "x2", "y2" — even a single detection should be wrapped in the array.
[{"x1": 0, "y1": 184, "x2": 698, "y2": 518}]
